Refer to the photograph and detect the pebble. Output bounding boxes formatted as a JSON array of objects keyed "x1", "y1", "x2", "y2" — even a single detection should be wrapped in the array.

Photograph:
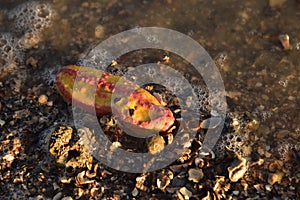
[
  {"x1": 288, "y1": 96, "x2": 295, "y2": 101},
  {"x1": 278, "y1": 34, "x2": 290, "y2": 50},
  {"x1": 26, "y1": 57, "x2": 38, "y2": 68},
  {"x1": 52, "y1": 182, "x2": 60, "y2": 190},
  {"x1": 62, "y1": 197, "x2": 73, "y2": 200},
  {"x1": 81, "y1": 2, "x2": 89, "y2": 8},
  {"x1": 38, "y1": 94, "x2": 48, "y2": 104},
  {"x1": 255, "y1": 82, "x2": 263, "y2": 87},
  {"x1": 265, "y1": 184, "x2": 273, "y2": 191},
  {"x1": 95, "y1": 25, "x2": 105, "y2": 38},
  {"x1": 0, "y1": 119, "x2": 5, "y2": 127},
  {"x1": 265, "y1": 151, "x2": 272, "y2": 158},
  {"x1": 257, "y1": 147, "x2": 265, "y2": 156},
  {"x1": 268, "y1": 172, "x2": 284, "y2": 185},
  {"x1": 232, "y1": 190, "x2": 239, "y2": 196},
  {"x1": 269, "y1": 0, "x2": 287, "y2": 7},
  {"x1": 262, "y1": 94, "x2": 269, "y2": 101},
  {"x1": 132, "y1": 187, "x2": 139, "y2": 197},
  {"x1": 188, "y1": 168, "x2": 203, "y2": 183},
  {"x1": 52, "y1": 192, "x2": 62, "y2": 200}
]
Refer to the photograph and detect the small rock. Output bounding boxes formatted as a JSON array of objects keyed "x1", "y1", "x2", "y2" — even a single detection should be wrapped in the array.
[
  {"x1": 232, "y1": 190, "x2": 239, "y2": 196},
  {"x1": 81, "y1": 2, "x2": 89, "y2": 8},
  {"x1": 38, "y1": 94, "x2": 48, "y2": 104},
  {"x1": 172, "y1": 176, "x2": 187, "y2": 187},
  {"x1": 26, "y1": 57, "x2": 38, "y2": 67},
  {"x1": 52, "y1": 182, "x2": 60, "y2": 190},
  {"x1": 288, "y1": 96, "x2": 295, "y2": 101},
  {"x1": 35, "y1": 195, "x2": 44, "y2": 200},
  {"x1": 255, "y1": 82, "x2": 263, "y2": 87},
  {"x1": 52, "y1": 192, "x2": 62, "y2": 200},
  {"x1": 188, "y1": 168, "x2": 203, "y2": 183},
  {"x1": 62, "y1": 197, "x2": 73, "y2": 200},
  {"x1": 265, "y1": 184, "x2": 273, "y2": 191},
  {"x1": 265, "y1": 151, "x2": 272, "y2": 158},
  {"x1": 268, "y1": 160, "x2": 283, "y2": 172},
  {"x1": 132, "y1": 187, "x2": 139, "y2": 197},
  {"x1": 268, "y1": 171, "x2": 284, "y2": 185},
  {"x1": 278, "y1": 34, "x2": 290, "y2": 50},
  {"x1": 262, "y1": 94, "x2": 269, "y2": 101},
  {"x1": 257, "y1": 147, "x2": 265, "y2": 156},
  {"x1": 0, "y1": 119, "x2": 5, "y2": 127},
  {"x1": 95, "y1": 25, "x2": 105, "y2": 38},
  {"x1": 47, "y1": 101, "x2": 53, "y2": 107},
  {"x1": 269, "y1": 0, "x2": 287, "y2": 7}
]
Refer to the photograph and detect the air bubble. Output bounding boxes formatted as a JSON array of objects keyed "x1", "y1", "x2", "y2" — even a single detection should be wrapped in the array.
[
  {"x1": 0, "y1": 33, "x2": 25, "y2": 72},
  {"x1": 8, "y1": 1, "x2": 55, "y2": 35}
]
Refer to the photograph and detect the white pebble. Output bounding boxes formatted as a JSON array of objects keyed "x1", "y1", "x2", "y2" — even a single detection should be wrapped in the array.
[{"x1": 0, "y1": 119, "x2": 5, "y2": 127}]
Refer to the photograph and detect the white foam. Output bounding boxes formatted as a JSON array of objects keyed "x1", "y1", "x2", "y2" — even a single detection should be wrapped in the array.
[
  {"x1": 8, "y1": 1, "x2": 55, "y2": 35},
  {"x1": 0, "y1": 32, "x2": 25, "y2": 71}
]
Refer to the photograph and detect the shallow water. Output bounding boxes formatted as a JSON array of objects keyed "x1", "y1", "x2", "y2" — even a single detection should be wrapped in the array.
[
  {"x1": 4, "y1": 0, "x2": 299, "y2": 151},
  {"x1": 0, "y1": 0, "x2": 299, "y2": 198}
]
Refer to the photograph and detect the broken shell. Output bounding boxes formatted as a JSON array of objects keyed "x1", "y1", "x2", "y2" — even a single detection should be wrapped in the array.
[
  {"x1": 177, "y1": 148, "x2": 191, "y2": 163},
  {"x1": 76, "y1": 188, "x2": 84, "y2": 198},
  {"x1": 213, "y1": 175, "x2": 228, "y2": 199},
  {"x1": 194, "y1": 157, "x2": 205, "y2": 168},
  {"x1": 267, "y1": 160, "x2": 283, "y2": 172},
  {"x1": 157, "y1": 169, "x2": 174, "y2": 191},
  {"x1": 75, "y1": 171, "x2": 86, "y2": 185},
  {"x1": 188, "y1": 168, "x2": 204, "y2": 183},
  {"x1": 166, "y1": 133, "x2": 173, "y2": 145},
  {"x1": 278, "y1": 34, "x2": 290, "y2": 50},
  {"x1": 176, "y1": 187, "x2": 192, "y2": 200},
  {"x1": 200, "y1": 116, "x2": 223, "y2": 129},
  {"x1": 157, "y1": 176, "x2": 170, "y2": 191},
  {"x1": 90, "y1": 187, "x2": 99, "y2": 197},
  {"x1": 228, "y1": 155, "x2": 247, "y2": 182},
  {"x1": 75, "y1": 171, "x2": 94, "y2": 185},
  {"x1": 201, "y1": 191, "x2": 212, "y2": 200},
  {"x1": 163, "y1": 55, "x2": 170, "y2": 63},
  {"x1": 136, "y1": 174, "x2": 148, "y2": 191},
  {"x1": 60, "y1": 177, "x2": 72, "y2": 184},
  {"x1": 86, "y1": 163, "x2": 98, "y2": 179}
]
